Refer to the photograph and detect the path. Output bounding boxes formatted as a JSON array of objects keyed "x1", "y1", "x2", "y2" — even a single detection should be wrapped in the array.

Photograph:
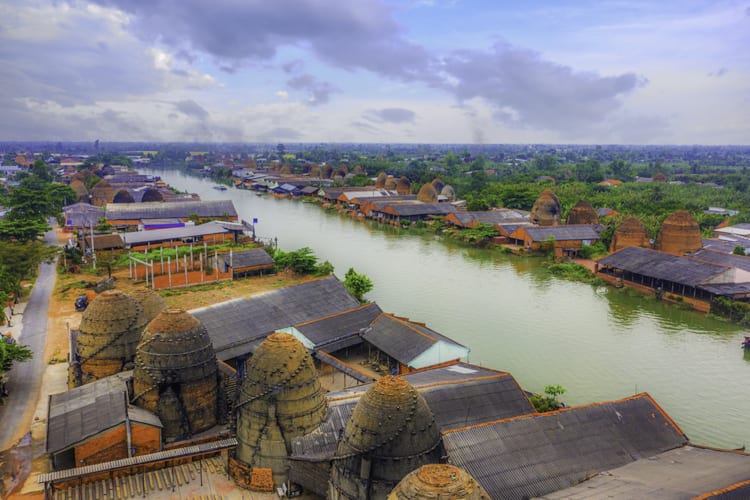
[{"x1": 0, "y1": 223, "x2": 59, "y2": 451}]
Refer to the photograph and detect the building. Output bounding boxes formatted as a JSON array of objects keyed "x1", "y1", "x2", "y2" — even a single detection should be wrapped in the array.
[
  {"x1": 222, "y1": 248, "x2": 275, "y2": 278},
  {"x1": 105, "y1": 200, "x2": 238, "y2": 230},
  {"x1": 597, "y1": 246, "x2": 750, "y2": 304},
  {"x1": 47, "y1": 372, "x2": 162, "y2": 470},
  {"x1": 510, "y1": 224, "x2": 602, "y2": 257}
]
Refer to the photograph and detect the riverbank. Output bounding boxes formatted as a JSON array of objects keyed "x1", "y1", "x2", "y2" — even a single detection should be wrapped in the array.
[{"x1": 143, "y1": 167, "x2": 749, "y2": 451}]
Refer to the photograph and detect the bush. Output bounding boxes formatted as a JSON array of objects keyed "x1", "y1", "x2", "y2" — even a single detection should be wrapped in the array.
[{"x1": 529, "y1": 385, "x2": 566, "y2": 412}]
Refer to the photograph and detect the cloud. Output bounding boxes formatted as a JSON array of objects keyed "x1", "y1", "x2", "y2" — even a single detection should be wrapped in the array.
[
  {"x1": 439, "y1": 42, "x2": 642, "y2": 135},
  {"x1": 708, "y1": 67, "x2": 729, "y2": 77},
  {"x1": 286, "y1": 74, "x2": 339, "y2": 105},
  {"x1": 88, "y1": 0, "x2": 434, "y2": 81},
  {"x1": 364, "y1": 107, "x2": 417, "y2": 123},
  {"x1": 173, "y1": 99, "x2": 209, "y2": 119}
]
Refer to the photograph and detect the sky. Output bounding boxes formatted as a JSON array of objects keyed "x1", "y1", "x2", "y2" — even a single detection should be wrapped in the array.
[{"x1": 1, "y1": 0, "x2": 748, "y2": 145}]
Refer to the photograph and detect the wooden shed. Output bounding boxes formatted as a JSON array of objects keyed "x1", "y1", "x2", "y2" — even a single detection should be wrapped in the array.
[{"x1": 222, "y1": 248, "x2": 275, "y2": 278}]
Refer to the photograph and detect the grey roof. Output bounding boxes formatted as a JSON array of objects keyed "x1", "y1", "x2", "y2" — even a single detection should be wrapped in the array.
[
  {"x1": 599, "y1": 246, "x2": 729, "y2": 287},
  {"x1": 291, "y1": 363, "x2": 535, "y2": 462},
  {"x1": 127, "y1": 406, "x2": 163, "y2": 428},
  {"x1": 691, "y1": 248, "x2": 750, "y2": 272},
  {"x1": 47, "y1": 373, "x2": 133, "y2": 454},
  {"x1": 191, "y1": 277, "x2": 360, "y2": 360},
  {"x1": 295, "y1": 302, "x2": 382, "y2": 350},
  {"x1": 702, "y1": 238, "x2": 748, "y2": 254},
  {"x1": 451, "y1": 210, "x2": 530, "y2": 226},
  {"x1": 538, "y1": 446, "x2": 750, "y2": 500},
  {"x1": 382, "y1": 202, "x2": 457, "y2": 217},
  {"x1": 523, "y1": 224, "x2": 602, "y2": 242},
  {"x1": 120, "y1": 221, "x2": 230, "y2": 246},
  {"x1": 362, "y1": 313, "x2": 466, "y2": 365},
  {"x1": 223, "y1": 248, "x2": 274, "y2": 269},
  {"x1": 64, "y1": 202, "x2": 100, "y2": 213},
  {"x1": 300, "y1": 186, "x2": 319, "y2": 195},
  {"x1": 106, "y1": 200, "x2": 237, "y2": 220},
  {"x1": 443, "y1": 394, "x2": 687, "y2": 500},
  {"x1": 697, "y1": 282, "x2": 750, "y2": 296},
  {"x1": 66, "y1": 212, "x2": 101, "y2": 228}
]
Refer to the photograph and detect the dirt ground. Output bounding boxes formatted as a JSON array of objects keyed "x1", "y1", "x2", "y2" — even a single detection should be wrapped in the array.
[{"x1": 7, "y1": 228, "x2": 310, "y2": 499}]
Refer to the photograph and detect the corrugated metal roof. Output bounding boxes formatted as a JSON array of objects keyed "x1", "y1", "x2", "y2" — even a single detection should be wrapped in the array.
[
  {"x1": 295, "y1": 302, "x2": 382, "y2": 348},
  {"x1": 120, "y1": 221, "x2": 230, "y2": 245},
  {"x1": 38, "y1": 438, "x2": 237, "y2": 484},
  {"x1": 524, "y1": 224, "x2": 602, "y2": 242},
  {"x1": 383, "y1": 202, "x2": 457, "y2": 217},
  {"x1": 443, "y1": 394, "x2": 687, "y2": 500},
  {"x1": 362, "y1": 314, "x2": 465, "y2": 364},
  {"x1": 223, "y1": 248, "x2": 274, "y2": 269},
  {"x1": 539, "y1": 446, "x2": 750, "y2": 500},
  {"x1": 191, "y1": 277, "x2": 360, "y2": 361},
  {"x1": 127, "y1": 405, "x2": 162, "y2": 428},
  {"x1": 47, "y1": 374, "x2": 130, "y2": 454},
  {"x1": 106, "y1": 200, "x2": 237, "y2": 220},
  {"x1": 692, "y1": 248, "x2": 750, "y2": 272},
  {"x1": 291, "y1": 363, "x2": 534, "y2": 462},
  {"x1": 599, "y1": 246, "x2": 728, "y2": 287}
]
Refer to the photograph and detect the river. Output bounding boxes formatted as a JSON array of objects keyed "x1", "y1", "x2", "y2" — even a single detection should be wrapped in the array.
[{"x1": 146, "y1": 168, "x2": 749, "y2": 449}]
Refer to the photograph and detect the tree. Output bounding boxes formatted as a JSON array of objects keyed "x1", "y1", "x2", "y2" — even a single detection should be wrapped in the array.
[
  {"x1": 343, "y1": 267, "x2": 373, "y2": 303},
  {"x1": 529, "y1": 384, "x2": 566, "y2": 412},
  {"x1": 0, "y1": 340, "x2": 32, "y2": 374}
]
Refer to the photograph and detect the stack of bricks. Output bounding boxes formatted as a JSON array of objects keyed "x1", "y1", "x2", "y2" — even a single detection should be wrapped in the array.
[{"x1": 250, "y1": 468, "x2": 274, "y2": 492}]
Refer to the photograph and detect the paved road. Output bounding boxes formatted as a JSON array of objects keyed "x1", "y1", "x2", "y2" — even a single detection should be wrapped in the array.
[{"x1": 0, "y1": 224, "x2": 59, "y2": 451}]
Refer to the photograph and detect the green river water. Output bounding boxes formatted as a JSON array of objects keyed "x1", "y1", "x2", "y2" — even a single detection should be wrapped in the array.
[{"x1": 149, "y1": 169, "x2": 750, "y2": 449}]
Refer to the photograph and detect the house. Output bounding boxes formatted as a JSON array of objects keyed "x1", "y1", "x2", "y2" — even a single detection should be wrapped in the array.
[
  {"x1": 444, "y1": 209, "x2": 529, "y2": 229},
  {"x1": 222, "y1": 248, "x2": 275, "y2": 278},
  {"x1": 597, "y1": 246, "x2": 750, "y2": 303},
  {"x1": 46, "y1": 373, "x2": 162, "y2": 470},
  {"x1": 510, "y1": 224, "x2": 602, "y2": 257},
  {"x1": 337, "y1": 189, "x2": 398, "y2": 209},
  {"x1": 370, "y1": 202, "x2": 457, "y2": 223},
  {"x1": 361, "y1": 313, "x2": 469, "y2": 373},
  {"x1": 597, "y1": 207, "x2": 620, "y2": 218},
  {"x1": 714, "y1": 223, "x2": 750, "y2": 239},
  {"x1": 63, "y1": 202, "x2": 103, "y2": 231},
  {"x1": 191, "y1": 276, "x2": 362, "y2": 367},
  {"x1": 105, "y1": 200, "x2": 238, "y2": 230},
  {"x1": 359, "y1": 196, "x2": 417, "y2": 217},
  {"x1": 79, "y1": 234, "x2": 125, "y2": 253},
  {"x1": 119, "y1": 221, "x2": 237, "y2": 250},
  {"x1": 705, "y1": 207, "x2": 739, "y2": 217}
]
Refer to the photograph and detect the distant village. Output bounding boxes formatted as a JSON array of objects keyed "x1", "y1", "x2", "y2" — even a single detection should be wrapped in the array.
[{"x1": 2, "y1": 152, "x2": 750, "y2": 498}]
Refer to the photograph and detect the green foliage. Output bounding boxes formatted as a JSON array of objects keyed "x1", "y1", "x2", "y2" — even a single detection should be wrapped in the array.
[
  {"x1": 273, "y1": 247, "x2": 326, "y2": 275},
  {"x1": 577, "y1": 241, "x2": 608, "y2": 259},
  {"x1": 0, "y1": 340, "x2": 33, "y2": 374},
  {"x1": 451, "y1": 223, "x2": 499, "y2": 244},
  {"x1": 711, "y1": 297, "x2": 750, "y2": 326},
  {"x1": 315, "y1": 260, "x2": 335, "y2": 276},
  {"x1": 529, "y1": 385, "x2": 566, "y2": 412},
  {"x1": 547, "y1": 262, "x2": 603, "y2": 285},
  {"x1": 343, "y1": 267, "x2": 374, "y2": 302},
  {"x1": 732, "y1": 246, "x2": 746, "y2": 256}
]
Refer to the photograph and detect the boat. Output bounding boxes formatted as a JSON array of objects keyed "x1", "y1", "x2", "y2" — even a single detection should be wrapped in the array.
[
  {"x1": 742, "y1": 336, "x2": 750, "y2": 349},
  {"x1": 213, "y1": 185, "x2": 228, "y2": 191}
]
